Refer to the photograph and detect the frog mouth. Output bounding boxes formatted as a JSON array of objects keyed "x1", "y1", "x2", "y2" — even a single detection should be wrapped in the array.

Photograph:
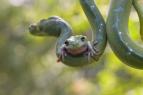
[
  {"x1": 57, "y1": 45, "x2": 93, "y2": 62},
  {"x1": 64, "y1": 45, "x2": 89, "y2": 56}
]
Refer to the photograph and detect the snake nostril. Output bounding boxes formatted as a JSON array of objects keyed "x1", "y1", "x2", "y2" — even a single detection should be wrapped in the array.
[{"x1": 64, "y1": 40, "x2": 69, "y2": 46}]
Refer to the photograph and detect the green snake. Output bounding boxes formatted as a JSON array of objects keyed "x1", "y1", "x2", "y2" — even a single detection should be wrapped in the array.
[
  {"x1": 107, "y1": 0, "x2": 143, "y2": 69},
  {"x1": 29, "y1": 0, "x2": 107, "y2": 67}
]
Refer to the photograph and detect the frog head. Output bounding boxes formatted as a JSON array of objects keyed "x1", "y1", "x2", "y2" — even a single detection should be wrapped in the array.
[{"x1": 64, "y1": 35, "x2": 89, "y2": 55}]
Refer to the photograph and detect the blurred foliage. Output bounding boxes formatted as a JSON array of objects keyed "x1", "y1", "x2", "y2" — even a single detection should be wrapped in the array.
[{"x1": 0, "y1": 0, "x2": 143, "y2": 95}]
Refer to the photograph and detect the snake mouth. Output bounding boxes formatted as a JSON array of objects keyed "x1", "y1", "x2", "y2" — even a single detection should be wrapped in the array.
[{"x1": 64, "y1": 45, "x2": 89, "y2": 56}]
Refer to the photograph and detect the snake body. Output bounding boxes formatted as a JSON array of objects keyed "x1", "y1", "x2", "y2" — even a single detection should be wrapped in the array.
[
  {"x1": 29, "y1": 0, "x2": 106, "y2": 67},
  {"x1": 133, "y1": 0, "x2": 143, "y2": 40},
  {"x1": 107, "y1": 0, "x2": 143, "y2": 69}
]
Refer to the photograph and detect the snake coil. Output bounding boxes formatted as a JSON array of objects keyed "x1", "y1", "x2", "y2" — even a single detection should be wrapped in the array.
[
  {"x1": 29, "y1": 0, "x2": 106, "y2": 67},
  {"x1": 107, "y1": 0, "x2": 143, "y2": 69}
]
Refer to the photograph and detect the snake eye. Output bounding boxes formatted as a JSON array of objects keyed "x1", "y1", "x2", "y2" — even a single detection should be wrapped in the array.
[
  {"x1": 81, "y1": 36, "x2": 85, "y2": 42},
  {"x1": 64, "y1": 40, "x2": 69, "y2": 46}
]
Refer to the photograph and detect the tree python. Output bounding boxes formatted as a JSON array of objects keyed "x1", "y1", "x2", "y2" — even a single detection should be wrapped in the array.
[
  {"x1": 29, "y1": 0, "x2": 143, "y2": 69},
  {"x1": 29, "y1": 0, "x2": 107, "y2": 67}
]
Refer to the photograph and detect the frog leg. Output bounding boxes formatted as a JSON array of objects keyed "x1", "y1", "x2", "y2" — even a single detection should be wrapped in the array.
[
  {"x1": 57, "y1": 47, "x2": 67, "y2": 63},
  {"x1": 87, "y1": 41, "x2": 100, "y2": 60}
]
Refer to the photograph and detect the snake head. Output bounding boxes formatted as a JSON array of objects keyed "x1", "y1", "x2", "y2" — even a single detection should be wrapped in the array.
[
  {"x1": 29, "y1": 24, "x2": 40, "y2": 35},
  {"x1": 29, "y1": 16, "x2": 68, "y2": 37},
  {"x1": 28, "y1": 19, "x2": 50, "y2": 36}
]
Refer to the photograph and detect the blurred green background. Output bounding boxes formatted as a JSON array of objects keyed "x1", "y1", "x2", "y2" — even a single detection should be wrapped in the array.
[{"x1": 0, "y1": 0, "x2": 143, "y2": 95}]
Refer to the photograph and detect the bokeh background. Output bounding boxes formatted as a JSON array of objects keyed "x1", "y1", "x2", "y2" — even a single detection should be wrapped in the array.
[{"x1": 0, "y1": 0, "x2": 143, "y2": 95}]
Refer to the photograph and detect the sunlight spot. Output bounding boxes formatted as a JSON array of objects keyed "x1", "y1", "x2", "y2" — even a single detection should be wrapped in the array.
[
  {"x1": 129, "y1": 48, "x2": 133, "y2": 52},
  {"x1": 9, "y1": 0, "x2": 25, "y2": 6},
  {"x1": 100, "y1": 23, "x2": 103, "y2": 26},
  {"x1": 99, "y1": 29, "x2": 102, "y2": 32},
  {"x1": 114, "y1": 6, "x2": 124, "y2": 13},
  {"x1": 119, "y1": 32, "x2": 122, "y2": 35},
  {"x1": 125, "y1": 43, "x2": 128, "y2": 46},
  {"x1": 90, "y1": 5, "x2": 95, "y2": 9}
]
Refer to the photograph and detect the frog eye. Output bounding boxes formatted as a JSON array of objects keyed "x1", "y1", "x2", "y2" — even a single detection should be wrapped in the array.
[
  {"x1": 81, "y1": 36, "x2": 86, "y2": 42},
  {"x1": 64, "y1": 40, "x2": 69, "y2": 46}
]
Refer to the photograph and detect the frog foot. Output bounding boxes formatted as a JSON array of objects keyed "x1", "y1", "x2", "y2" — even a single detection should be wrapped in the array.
[{"x1": 86, "y1": 42, "x2": 100, "y2": 61}]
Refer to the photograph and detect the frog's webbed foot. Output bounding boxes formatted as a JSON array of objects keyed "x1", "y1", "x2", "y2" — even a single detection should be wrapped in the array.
[
  {"x1": 87, "y1": 41, "x2": 100, "y2": 61},
  {"x1": 57, "y1": 47, "x2": 67, "y2": 63}
]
